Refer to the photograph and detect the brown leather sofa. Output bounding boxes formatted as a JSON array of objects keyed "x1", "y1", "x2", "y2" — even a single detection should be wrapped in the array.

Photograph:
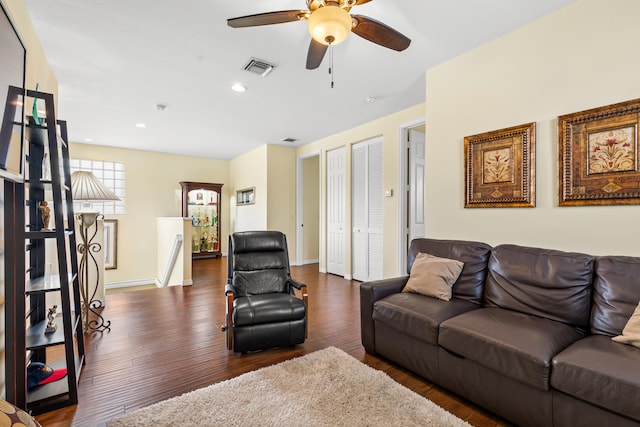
[{"x1": 360, "y1": 238, "x2": 640, "y2": 427}]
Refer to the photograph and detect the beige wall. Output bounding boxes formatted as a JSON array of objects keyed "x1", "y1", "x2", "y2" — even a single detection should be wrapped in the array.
[
  {"x1": 425, "y1": 0, "x2": 640, "y2": 256},
  {"x1": 302, "y1": 156, "x2": 319, "y2": 262},
  {"x1": 229, "y1": 144, "x2": 267, "y2": 232},
  {"x1": 266, "y1": 145, "x2": 297, "y2": 260},
  {"x1": 5, "y1": 0, "x2": 57, "y2": 98},
  {"x1": 229, "y1": 144, "x2": 298, "y2": 261},
  {"x1": 69, "y1": 143, "x2": 230, "y2": 284},
  {"x1": 297, "y1": 103, "x2": 426, "y2": 277}
]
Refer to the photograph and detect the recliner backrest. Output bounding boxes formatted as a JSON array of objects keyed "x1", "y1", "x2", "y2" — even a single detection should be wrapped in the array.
[{"x1": 228, "y1": 231, "x2": 291, "y2": 297}]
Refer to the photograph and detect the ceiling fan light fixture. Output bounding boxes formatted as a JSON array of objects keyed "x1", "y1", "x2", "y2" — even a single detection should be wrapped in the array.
[{"x1": 308, "y1": 5, "x2": 352, "y2": 46}]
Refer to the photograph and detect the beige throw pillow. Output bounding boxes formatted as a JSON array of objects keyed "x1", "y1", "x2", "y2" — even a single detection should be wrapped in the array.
[
  {"x1": 402, "y1": 253, "x2": 464, "y2": 301},
  {"x1": 612, "y1": 300, "x2": 640, "y2": 348}
]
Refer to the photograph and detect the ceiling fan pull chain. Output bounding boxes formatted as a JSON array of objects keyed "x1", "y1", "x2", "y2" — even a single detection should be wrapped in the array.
[{"x1": 329, "y1": 45, "x2": 334, "y2": 88}]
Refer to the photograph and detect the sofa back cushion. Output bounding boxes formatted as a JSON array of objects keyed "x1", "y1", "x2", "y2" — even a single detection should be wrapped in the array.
[
  {"x1": 591, "y1": 255, "x2": 640, "y2": 336},
  {"x1": 408, "y1": 238, "x2": 492, "y2": 304},
  {"x1": 485, "y1": 244, "x2": 594, "y2": 329}
]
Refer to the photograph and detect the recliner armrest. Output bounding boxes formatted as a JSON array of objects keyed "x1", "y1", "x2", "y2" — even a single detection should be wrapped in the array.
[
  {"x1": 225, "y1": 282, "x2": 235, "y2": 350},
  {"x1": 289, "y1": 279, "x2": 307, "y2": 291},
  {"x1": 289, "y1": 279, "x2": 308, "y2": 338},
  {"x1": 225, "y1": 282, "x2": 236, "y2": 295}
]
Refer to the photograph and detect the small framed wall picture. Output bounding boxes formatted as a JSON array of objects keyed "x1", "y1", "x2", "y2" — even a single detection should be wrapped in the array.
[{"x1": 236, "y1": 187, "x2": 255, "y2": 206}]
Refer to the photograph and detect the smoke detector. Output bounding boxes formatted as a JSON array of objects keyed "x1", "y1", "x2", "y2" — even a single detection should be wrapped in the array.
[{"x1": 244, "y1": 58, "x2": 275, "y2": 77}]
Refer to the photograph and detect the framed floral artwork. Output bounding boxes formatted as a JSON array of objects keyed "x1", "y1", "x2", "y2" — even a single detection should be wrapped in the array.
[
  {"x1": 558, "y1": 99, "x2": 640, "y2": 206},
  {"x1": 464, "y1": 122, "x2": 536, "y2": 208}
]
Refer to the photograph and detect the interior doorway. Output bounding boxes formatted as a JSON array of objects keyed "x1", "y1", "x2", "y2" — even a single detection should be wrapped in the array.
[
  {"x1": 296, "y1": 152, "x2": 320, "y2": 267},
  {"x1": 326, "y1": 147, "x2": 346, "y2": 276},
  {"x1": 398, "y1": 120, "x2": 426, "y2": 275}
]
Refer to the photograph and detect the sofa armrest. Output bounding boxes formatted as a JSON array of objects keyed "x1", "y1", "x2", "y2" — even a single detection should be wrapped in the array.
[{"x1": 360, "y1": 276, "x2": 409, "y2": 354}]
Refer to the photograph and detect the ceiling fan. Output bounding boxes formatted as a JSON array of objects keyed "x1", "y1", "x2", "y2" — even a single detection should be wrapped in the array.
[{"x1": 227, "y1": 0, "x2": 411, "y2": 70}]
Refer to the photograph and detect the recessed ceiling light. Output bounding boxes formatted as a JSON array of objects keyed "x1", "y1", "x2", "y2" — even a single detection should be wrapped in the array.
[
  {"x1": 135, "y1": 123, "x2": 146, "y2": 128},
  {"x1": 366, "y1": 97, "x2": 377, "y2": 103},
  {"x1": 85, "y1": 138, "x2": 94, "y2": 142},
  {"x1": 231, "y1": 83, "x2": 247, "y2": 93}
]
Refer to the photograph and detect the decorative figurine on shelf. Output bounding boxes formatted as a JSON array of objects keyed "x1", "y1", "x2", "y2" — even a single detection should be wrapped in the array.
[
  {"x1": 45, "y1": 305, "x2": 58, "y2": 334},
  {"x1": 38, "y1": 201, "x2": 50, "y2": 231}
]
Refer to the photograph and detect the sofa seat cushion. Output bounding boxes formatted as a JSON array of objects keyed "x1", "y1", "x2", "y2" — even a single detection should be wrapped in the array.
[
  {"x1": 372, "y1": 293, "x2": 479, "y2": 345},
  {"x1": 233, "y1": 294, "x2": 305, "y2": 327},
  {"x1": 552, "y1": 334, "x2": 640, "y2": 421},
  {"x1": 439, "y1": 307, "x2": 585, "y2": 390}
]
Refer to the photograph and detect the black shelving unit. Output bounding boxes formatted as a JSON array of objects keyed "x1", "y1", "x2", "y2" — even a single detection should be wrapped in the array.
[{"x1": 4, "y1": 89, "x2": 85, "y2": 414}]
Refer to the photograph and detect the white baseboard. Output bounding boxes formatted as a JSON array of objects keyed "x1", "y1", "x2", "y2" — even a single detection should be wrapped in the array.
[
  {"x1": 343, "y1": 274, "x2": 352, "y2": 280},
  {"x1": 152, "y1": 278, "x2": 194, "y2": 287},
  {"x1": 303, "y1": 259, "x2": 319, "y2": 265},
  {"x1": 319, "y1": 267, "x2": 327, "y2": 273},
  {"x1": 106, "y1": 279, "x2": 159, "y2": 289}
]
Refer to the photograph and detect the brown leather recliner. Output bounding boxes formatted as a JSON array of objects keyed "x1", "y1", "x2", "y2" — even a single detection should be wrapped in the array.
[{"x1": 224, "y1": 231, "x2": 308, "y2": 353}]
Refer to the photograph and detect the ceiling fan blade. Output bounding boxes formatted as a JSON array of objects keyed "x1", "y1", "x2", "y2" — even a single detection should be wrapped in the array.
[
  {"x1": 351, "y1": 15, "x2": 411, "y2": 51},
  {"x1": 355, "y1": 0, "x2": 373, "y2": 4},
  {"x1": 227, "y1": 10, "x2": 307, "y2": 28},
  {"x1": 306, "y1": 39, "x2": 328, "y2": 70}
]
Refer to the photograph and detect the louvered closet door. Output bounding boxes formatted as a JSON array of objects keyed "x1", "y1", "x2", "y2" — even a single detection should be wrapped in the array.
[{"x1": 352, "y1": 138, "x2": 383, "y2": 281}]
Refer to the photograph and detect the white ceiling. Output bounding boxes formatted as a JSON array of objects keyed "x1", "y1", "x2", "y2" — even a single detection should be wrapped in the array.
[{"x1": 23, "y1": 0, "x2": 575, "y2": 160}]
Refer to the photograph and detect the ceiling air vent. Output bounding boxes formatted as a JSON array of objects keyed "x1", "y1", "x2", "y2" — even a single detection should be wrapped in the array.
[
  {"x1": 244, "y1": 58, "x2": 275, "y2": 77},
  {"x1": 282, "y1": 137, "x2": 297, "y2": 143}
]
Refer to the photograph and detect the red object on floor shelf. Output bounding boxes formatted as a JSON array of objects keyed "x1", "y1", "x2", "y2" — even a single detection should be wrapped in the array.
[{"x1": 26, "y1": 362, "x2": 68, "y2": 390}]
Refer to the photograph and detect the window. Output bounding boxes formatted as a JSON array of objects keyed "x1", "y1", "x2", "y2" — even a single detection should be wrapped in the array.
[{"x1": 70, "y1": 159, "x2": 125, "y2": 214}]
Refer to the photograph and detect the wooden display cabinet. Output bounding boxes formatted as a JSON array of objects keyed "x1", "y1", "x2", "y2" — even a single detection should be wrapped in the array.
[{"x1": 180, "y1": 181, "x2": 223, "y2": 259}]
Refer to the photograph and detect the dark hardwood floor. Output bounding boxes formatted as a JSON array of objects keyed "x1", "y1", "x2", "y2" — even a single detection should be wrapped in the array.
[{"x1": 35, "y1": 258, "x2": 509, "y2": 426}]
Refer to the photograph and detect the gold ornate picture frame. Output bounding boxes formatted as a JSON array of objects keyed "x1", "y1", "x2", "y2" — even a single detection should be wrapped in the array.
[
  {"x1": 464, "y1": 122, "x2": 535, "y2": 208},
  {"x1": 558, "y1": 99, "x2": 640, "y2": 206}
]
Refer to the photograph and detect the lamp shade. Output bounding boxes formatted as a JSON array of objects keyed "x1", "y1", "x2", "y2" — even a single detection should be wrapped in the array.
[
  {"x1": 308, "y1": 5, "x2": 352, "y2": 46},
  {"x1": 71, "y1": 171, "x2": 120, "y2": 202}
]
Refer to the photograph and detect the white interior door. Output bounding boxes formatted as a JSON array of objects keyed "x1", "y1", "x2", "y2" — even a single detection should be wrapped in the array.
[
  {"x1": 409, "y1": 129, "x2": 426, "y2": 244},
  {"x1": 352, "y1": 138, "x2": 383, "y2": 281},
  {"x1": 327, "y1": 147, "x2": 345, "y2": 276}
]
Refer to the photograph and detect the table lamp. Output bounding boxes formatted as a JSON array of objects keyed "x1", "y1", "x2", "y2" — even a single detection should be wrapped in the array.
[{"x1": 71, "y1": 171, "x2": 120, "y2": 332}]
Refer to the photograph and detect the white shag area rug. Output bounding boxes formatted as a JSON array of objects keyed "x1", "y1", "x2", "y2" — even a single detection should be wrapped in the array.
[{"x1": 108, "y1": 346, "x2": 471, "y2": 427}]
